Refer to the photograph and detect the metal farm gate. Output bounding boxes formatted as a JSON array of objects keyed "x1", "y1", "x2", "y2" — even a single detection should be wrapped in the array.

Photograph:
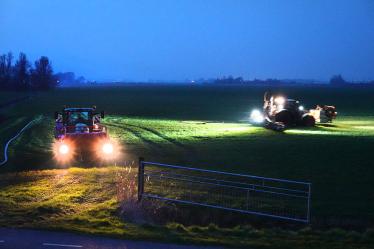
[{"x1": 137, "y1": 159, "x2": 311, "y2": 223}]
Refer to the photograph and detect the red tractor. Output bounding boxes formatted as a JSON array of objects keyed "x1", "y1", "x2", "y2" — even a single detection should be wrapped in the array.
[{"x1": 54, "y1": 106, "x2": 115, "y2": 162}]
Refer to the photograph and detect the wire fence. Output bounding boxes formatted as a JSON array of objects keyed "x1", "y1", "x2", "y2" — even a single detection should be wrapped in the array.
[{"x1": 138, "y1": 159, "x2": 311, "y2": 223}]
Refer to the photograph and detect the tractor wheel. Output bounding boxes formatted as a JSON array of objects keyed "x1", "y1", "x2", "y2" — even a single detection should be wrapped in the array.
[
  {"x1": 275, "y1": 110, "x2": 294, "y2": 126},
  {"x1": 265, "y1": 121, "x2": 286, "y2": 132},
  {"x1": 302, "y1": 115, "x2": 316, "y2": 127}
]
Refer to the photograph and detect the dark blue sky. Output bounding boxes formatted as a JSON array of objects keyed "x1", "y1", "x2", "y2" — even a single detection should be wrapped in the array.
[{"x1": 1, "y1": 0, "x2": 373, "y2": 82}]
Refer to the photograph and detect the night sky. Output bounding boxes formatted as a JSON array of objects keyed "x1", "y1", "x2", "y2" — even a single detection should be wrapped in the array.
[{"x1": 1, "y1": 0, "x2": 373, "y2": 82}]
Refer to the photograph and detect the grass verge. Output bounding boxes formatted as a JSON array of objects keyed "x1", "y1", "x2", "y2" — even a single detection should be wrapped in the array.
[{"x1": 0, "y1": 167, "x2": 373, "y2": 249}]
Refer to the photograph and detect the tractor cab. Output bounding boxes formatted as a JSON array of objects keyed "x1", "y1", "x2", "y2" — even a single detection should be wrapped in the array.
[
  {"x1": 264, "y1": 95, "x2": 311, "y2": 127},
  {"x1": 54, "y1": 107, "x2": 107, "y2": 139},
  {"x1": 65, "y1": 109, "x2": 92, "y2": 126},
  {"x1": 267, "y1": 97, "x2": 304, "y2": 118}
]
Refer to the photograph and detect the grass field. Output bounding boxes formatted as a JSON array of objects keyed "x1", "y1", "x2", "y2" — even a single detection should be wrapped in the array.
[{"x1": 1, "y1": 85, "x2": 374, "y2": 248}]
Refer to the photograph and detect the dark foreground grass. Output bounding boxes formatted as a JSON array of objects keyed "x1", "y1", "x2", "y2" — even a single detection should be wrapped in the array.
[
  {"x1": 0, "y1": 91, "x2": 28, "y2": 104},
  {"x1": 4, "y1": 84, "x2": 374, "y2": 120}
]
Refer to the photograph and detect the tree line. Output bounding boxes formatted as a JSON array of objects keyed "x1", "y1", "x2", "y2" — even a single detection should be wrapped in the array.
[
  {"x1": 213, "y1": 75, "x2": 374, "y2": 85},
  {"x1": 0, "y1": 52, "x2": 56, "y2": 91}
]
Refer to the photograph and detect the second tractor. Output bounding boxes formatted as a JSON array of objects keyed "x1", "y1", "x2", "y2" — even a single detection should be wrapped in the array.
[{"x1": 250, "y1": 92, "x2": 337, "y2": 131}]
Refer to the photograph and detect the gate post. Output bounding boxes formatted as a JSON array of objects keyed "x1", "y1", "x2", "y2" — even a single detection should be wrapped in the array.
[
  {"x1": 138, "y1": 157, "x2": 145, "y2": 202},
  {"x1": 307, "y1": 183, "x2": 311, "y2": 223}
]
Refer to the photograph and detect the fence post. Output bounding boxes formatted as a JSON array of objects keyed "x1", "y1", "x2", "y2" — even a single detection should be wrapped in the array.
[{"x1": 138, "y1": 157, "x2": 145, "y2": 202}]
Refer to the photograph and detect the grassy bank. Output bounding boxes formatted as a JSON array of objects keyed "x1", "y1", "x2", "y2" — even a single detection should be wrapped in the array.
[{"x1": 0, "y1": 167, "x2": 373, "y2": 249}]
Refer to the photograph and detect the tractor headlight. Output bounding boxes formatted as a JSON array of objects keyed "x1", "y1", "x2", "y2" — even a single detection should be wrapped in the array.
[
  {"x1": 95, "y1": 139, "x2": 121, "y2": 160},
  {"x1": 102, "y1": 142, "x2": 114, "y2": 154},
  {"x1": 59, "y1": 144, "x2": 69, "y2": 155},
  {"x1": 250, "y1": 109, "x2": 264, "y2": 123},
  {"x1": 299, "y1": 105, "x2": 304, "y2": 111},
  {"x1": 54, "y1": 140, "x2": 74, "y2": 164}
]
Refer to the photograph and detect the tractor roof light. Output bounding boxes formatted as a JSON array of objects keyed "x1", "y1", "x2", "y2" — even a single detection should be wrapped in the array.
[{"x1": 274, "y1": 96, "x2": 286, "y2": 105}]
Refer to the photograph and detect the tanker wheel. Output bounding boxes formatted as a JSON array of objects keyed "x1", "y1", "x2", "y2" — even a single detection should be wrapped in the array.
[
  {"x1": 302, "y1": 115, "x2": 316, "y2": 127},
  {"x1": 275, "y1": 110, "x2": 294, "y2": 126}
]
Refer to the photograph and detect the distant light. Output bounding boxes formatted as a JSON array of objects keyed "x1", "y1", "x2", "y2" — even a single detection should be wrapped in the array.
[
  {"x1": 250, "y1": 109, "x2": 264, "y2": 123},
  {"x1": 299, "y1": 105, "x2": 304, "y2": 111}
]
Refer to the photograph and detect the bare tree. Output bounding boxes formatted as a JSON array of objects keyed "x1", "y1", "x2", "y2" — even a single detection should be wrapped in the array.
[
  {"x1": 14, "y1": 52, "x2": 30, "y2": 90},
  {"x1": 0, "y1": 52, "x2": 13, "y2": 89},
  {"x1": 0, "y1": 54, "x2": 6, "y2": 89},
  {"x1": 31, "y1": 56, "x2": 56, "y2": 90}
]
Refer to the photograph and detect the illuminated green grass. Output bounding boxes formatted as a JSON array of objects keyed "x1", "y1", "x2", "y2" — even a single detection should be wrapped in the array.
[
  {"x1": 1, "y1": 85, "x2": 374, "y2": 247},
  {"x1": 1, "y1": 86, "x2": 374, "y2": 223},
  {"x1": 286, "y1": 116, "x2": 374, "y2": 136}
]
